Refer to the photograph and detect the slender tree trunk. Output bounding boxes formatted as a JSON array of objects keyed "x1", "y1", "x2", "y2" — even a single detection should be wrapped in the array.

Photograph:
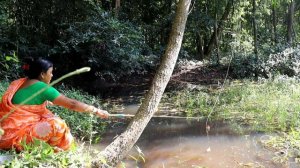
[
  {"x1": 252, "y1": 0, "x2": 258, "y2": 78},
  {"x1": 214, "y1": 0, "x2": 220, "y2": 65},
  {"x1": 91, "y1": 0, "x2": 191, "y2": 167},
  {"x1": 272, "y1": 4, "x2": 277, "y2": 44},
  {"x1": 101, "y1": 0, "x2": 111, "y2": 11},
  {"x1": 287, "y1": 0, "x2": 295, "y2": 45},
  {"x1": 215, "y1": 22, "x2": 220, "y2": 65},
  {"x1": 204, "y1": 0, "x2": 233, "y2": 58},
  {"x1": 196, "y1": 33, "x2": 205, "y2": 60},
  {"x1": 114, "y1": 0, "x2": 120, "y2": 18}
]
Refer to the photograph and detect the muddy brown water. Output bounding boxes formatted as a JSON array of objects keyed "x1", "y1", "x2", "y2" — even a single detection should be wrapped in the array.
[{"x1": 91, "y1": 104, "x2": 288, "y2": 168}]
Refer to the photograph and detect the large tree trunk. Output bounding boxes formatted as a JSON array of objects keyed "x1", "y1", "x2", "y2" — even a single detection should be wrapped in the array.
[
  {"x1": 287, "y1": 0, "x2": 295, "y2": 45},
  {"x1": 204, "y1": 0, "x2": 233, "y2": 58},
  {"x1": 91, "y1": 0, "x2": 191, "y2": 167}
]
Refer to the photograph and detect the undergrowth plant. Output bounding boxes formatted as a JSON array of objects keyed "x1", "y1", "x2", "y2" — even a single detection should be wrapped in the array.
[
  {"x1": 163, "y1": 77, "x2": 300, "y2": 132},
  {"x1": 260, "y1": 127, "x2": 300, "y2": 165},
  {"x1": 0, "y1": 139, "x2": 91, "y2": 168}
]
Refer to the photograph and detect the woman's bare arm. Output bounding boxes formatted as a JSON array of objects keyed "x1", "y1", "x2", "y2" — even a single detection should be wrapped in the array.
[{"x1": 52, "y1": 94, "x2": 109, "y2": 118}]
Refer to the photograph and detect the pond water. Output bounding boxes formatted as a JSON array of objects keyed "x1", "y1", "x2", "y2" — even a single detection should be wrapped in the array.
[{"x1": 92, "y1": 104, "x2": 286, "y2": 168}]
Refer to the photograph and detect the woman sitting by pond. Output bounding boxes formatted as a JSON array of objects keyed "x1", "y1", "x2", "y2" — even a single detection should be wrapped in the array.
[{"x1": 0, "y1": 58, "x2": 110, "y2": 151}]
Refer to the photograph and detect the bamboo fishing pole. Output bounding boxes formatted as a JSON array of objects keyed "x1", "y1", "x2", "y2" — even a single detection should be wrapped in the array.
[{"x1": 109, "y1": 113, "x2": 203, "y2": 120}]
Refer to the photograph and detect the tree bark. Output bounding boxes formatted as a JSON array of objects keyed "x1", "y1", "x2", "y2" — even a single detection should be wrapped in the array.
[
  {"x1": 214, "y1": 0, "x2": 220, "y2": 65},
  {"x1": 196, "y1": 33, "x2": 205, "y2": 60},
  {"x1": 204, "y1": 0, "x2": 233, "y2": 58},
  {"x1": 252, "y1": 0, "x2": 258, "y2": 78},
  {"x1": 287, "y1": 0, "x2": 295, "y2": 45},
  {"x1": 91, "y1": 0, "x2": 191, "y2": 167},
  {"x1": 114, "y1": 0, "x2": 120, "y2": 18},
  {"x1": 272, "y1": 4, "x2": 277, "y2": 44}
]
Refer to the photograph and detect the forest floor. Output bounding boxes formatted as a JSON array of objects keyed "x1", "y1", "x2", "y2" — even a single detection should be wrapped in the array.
[
  {"x1": 168, "y1": 61, "x2": 234, "y2": 90},
  {"x1": 106, "y1": 60, "x2": 235, "y2": 100},
  {"x1": 100, "y1": 60, "x2": 237, "y2": 115}
]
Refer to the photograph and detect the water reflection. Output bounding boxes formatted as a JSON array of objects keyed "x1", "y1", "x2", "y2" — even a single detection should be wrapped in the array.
[
  {"x1": 129, "y1": 135, "x2": 277, "y2": 168},
  {"x1": 93, "y1": 104, "x2": 283, "y2": 167},
  {"x1": 95, "y1": 118, "x2": 282, "y2": 168}
]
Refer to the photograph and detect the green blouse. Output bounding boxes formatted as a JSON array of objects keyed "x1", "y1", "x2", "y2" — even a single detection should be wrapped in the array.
[{"x1": 12, "y1": 81, "x2": 60, "y2": 105}]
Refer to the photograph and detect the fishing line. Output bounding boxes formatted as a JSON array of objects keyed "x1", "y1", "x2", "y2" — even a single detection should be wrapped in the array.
[
  {"x1": 205, "y1": 55, "x2": 233, "y2": 130},
  {"x1": 204, "y1": 34, "x2": 235, "y2": 152}
]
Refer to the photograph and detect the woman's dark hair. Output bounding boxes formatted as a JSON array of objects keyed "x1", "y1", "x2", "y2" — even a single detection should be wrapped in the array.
[{"x1": 22, "y1": 57, "x2": 53, "y2": 79}]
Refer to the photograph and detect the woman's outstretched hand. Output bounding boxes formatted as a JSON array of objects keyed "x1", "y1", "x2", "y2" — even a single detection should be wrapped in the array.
[
  {"x1": 94, "y1": 108, "x2": 110, "y2": 119},
  {"x1": 85, "y1": 105, "x2": 110, "y2": 118}
]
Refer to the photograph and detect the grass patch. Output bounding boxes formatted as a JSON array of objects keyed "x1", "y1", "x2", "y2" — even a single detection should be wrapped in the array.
[
  {"x1": 163, "y1": 78, "x2": 300, "y2": 132},
  {"x1": 0, "y1": 139, "x2": 92, "y2": 168},
  {"x1": 162, "y1": 77, "x2": 300, "y2": 165}
]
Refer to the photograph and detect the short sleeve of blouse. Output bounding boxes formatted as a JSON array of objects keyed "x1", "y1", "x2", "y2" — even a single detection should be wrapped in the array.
[{"x1": 37, "y1": 82, "x2": 60, "y2": 102}]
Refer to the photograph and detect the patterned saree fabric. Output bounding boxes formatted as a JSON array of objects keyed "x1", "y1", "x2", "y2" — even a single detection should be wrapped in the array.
[{"x1": 0, "y1": 78, "x2": 73, "y2": 151}]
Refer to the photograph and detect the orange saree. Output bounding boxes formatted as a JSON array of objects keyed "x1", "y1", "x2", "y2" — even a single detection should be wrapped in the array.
[{"x1": 0, "y1": 78, "x2": 73, "y2": 151}]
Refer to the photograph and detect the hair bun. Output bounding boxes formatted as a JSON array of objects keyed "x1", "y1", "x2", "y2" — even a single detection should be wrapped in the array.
[{"x1": 22, "y1": 57, "x2": 53, "y2": 79}]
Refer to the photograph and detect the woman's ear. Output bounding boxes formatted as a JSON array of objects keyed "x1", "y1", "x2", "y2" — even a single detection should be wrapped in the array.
[{"x1": 40, "y1": 72, "x2": 45, "y2": 79}]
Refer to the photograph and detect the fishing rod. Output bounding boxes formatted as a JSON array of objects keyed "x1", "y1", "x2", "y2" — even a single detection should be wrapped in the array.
[{"x1": 109, "y1": 113, "x2": 203, "y2": 120}]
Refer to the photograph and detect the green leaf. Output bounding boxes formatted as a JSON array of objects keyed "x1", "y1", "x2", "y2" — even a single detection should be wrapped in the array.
[
  {"x1": 4, "y1": 63, "x2": 9, "y2": 69},
  {"x1": 5, "y1": 56, "x2": 12, "y2": 61}
]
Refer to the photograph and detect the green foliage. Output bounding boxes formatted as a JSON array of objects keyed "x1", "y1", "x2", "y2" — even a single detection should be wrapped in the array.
[
  {"x1": 0, "y1": 0, "x2": 21, "y2": 80},
  {"x1": 163, "y1": 90, "x2": 212, "y2": 117},
  {"x1": 51, "y1": 14, "x2": 155, "y2": 80},
  {"x1": 0, "y1": 139, "x2": 91, "y2": 167},
  {"x1": 262, "y1": 47, "x2": 300, "y2": 78},
  {"x1": 163, "y1": 78, "x2": 300, "y2": 132},
  {"x1": 0, "y1": 80, "x2": 9, "y2": 95},
  {"x1": 230, "y1": 54, "x2": 257, "y2": 78},
  {"x1": 0, "y1": 0, "x2": 298, "y2": 82},
  {"x1": 9, "y1": 0, "x2": 100, "y2": 46},
  {"x1": 0, "y1": 52, "x2": 21, "y2": 80},
  {"x1": 1, "y1": 0, "x2": 158, "y2": 82},
  {"x1": 185, "y1": 0, "x2": 231, "y2": 59},
  {"x1": 0, "y1": 0, "x2": 299, "y2": 82},
  {"x1": 0, "y1": 0, "x2": 158, "y2": 82},
  {"x1": 261, "y1": 127, "x2": 300, "y2": 164}
]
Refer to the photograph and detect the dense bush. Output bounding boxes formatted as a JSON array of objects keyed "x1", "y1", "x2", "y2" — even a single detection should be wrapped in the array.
[
  {"x1": 0, "y1": 0, "x2": 158, "y2": 83},
  {"x1": 227, "y1": 44, "x2": 300, "y2": 79},
  {"x1": 230, "y1": 54, "x2": 258, "y2": 78},
  {"x1": 0, "y1": 53, "x2": 21, "y2": 80},
  {"x1": 50, "y1": 14, "x2": 157, "y2": 81},
  {"x1": 262, "y1": 47, "x2": 300, "y2": 78}
]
